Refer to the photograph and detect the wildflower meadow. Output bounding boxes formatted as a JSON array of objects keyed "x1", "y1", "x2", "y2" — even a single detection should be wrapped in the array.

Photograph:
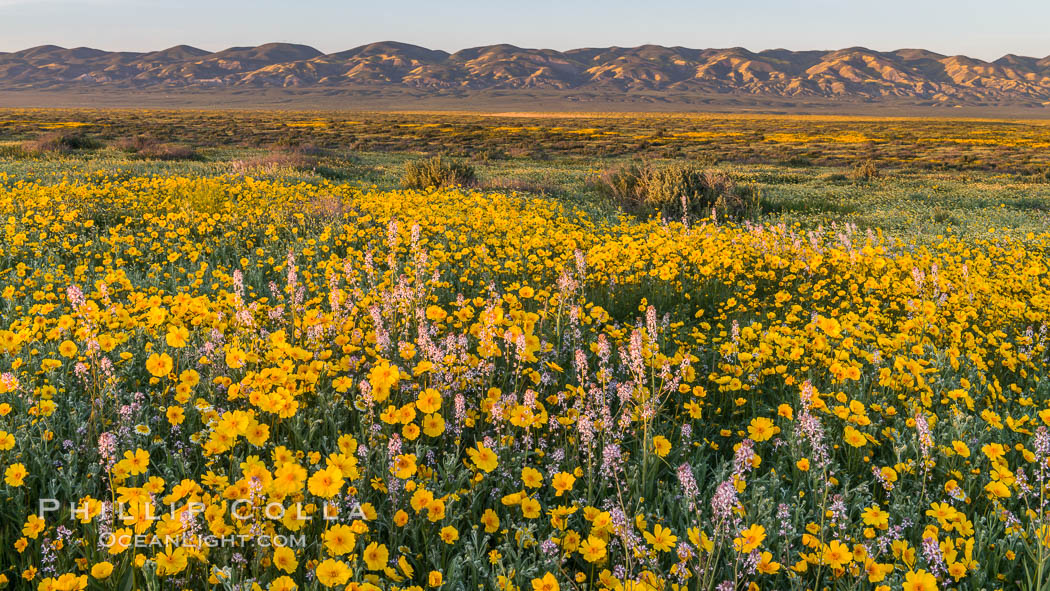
[{"x1": 1, "y1": 147, "x2": 1049, "y2": 591}]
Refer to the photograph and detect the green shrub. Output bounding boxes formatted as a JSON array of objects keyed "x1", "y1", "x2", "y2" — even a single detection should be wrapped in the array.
[
  {"x1": 24, "y1": 131, "x2": 101, "y2": 154},
  {"x1": 694, "y1": 152, "x2": 720, "y2": 167},
  {"x1": 0, "y1": 144, "x2": 34, "y2": 160},
  {"x1": 931, "y1": 206, "x2": 956, "y2": 224},
  {"x1": 470, "y1": 148, "x2": 508, "y2": 162},
  {"x1": 849, "y1": 159, "x2": 881, "y2": 182},
  {"x1": 782, "y1": 155, "x2": 814, "y2": 167},
  {"x1": 230, "y1": 152, "x2": 315, "y2": 175},
  {"x1": 113, "y1": 136, "x2": 200, "y2": 161},
  {"x1": 401, "y1": 156, "x2": 476, "y2": 189},
  {"x1": 592, "y1": 162, "x2": 761, "y2": 220}
]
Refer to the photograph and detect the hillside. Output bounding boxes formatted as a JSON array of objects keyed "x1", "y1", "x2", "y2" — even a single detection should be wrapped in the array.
[{"x1": 3, "y1": 42, "x2": 1050, "y2": 110}]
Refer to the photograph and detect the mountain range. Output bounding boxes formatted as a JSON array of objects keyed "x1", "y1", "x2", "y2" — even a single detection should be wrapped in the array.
[{"x1": 3, "y1": 41, "x2": 1050, "y2": 109}]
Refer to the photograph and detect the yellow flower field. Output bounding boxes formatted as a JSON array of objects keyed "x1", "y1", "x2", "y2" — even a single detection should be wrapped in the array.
[{"x1": 1, "y1": 173, "x2": 1049, "y2": 590}]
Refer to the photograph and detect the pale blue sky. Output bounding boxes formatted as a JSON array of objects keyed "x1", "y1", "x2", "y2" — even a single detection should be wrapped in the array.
[{"x1": 0, "y1": 0, "x2": 1047, "y2": 60}]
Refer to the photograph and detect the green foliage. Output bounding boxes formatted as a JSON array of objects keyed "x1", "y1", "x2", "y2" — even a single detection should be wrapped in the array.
[
  {"x1": 401, "y1": 156, "x2": 477, "y2": 189},
  {"x1": 592, "y1": 162, "x2": 762, "y2": 220},
  {"x1": 849, "y1": 159, "x2": 881, "y2": 182},
  {"x1": 0, "y1": 144, "x2": 34, "y2": 160},
  {"x1": 24, "y1": 131, "x2": 102, "y2": 154},
  {"x1": 113, "y1": 136, "x2": 200, "y2": 161}
]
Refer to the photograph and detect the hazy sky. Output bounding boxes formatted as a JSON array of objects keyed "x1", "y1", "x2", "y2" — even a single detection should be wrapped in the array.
[{"x1": 0, "y1": 0, "x2": 1047, "y2": 60}]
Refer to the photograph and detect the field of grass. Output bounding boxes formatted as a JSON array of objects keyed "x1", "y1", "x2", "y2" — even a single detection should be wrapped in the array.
[
  {"x1": 1, "y1": 111, "x2": 1050, "y2": 591},
  {"x1": 1, "y1": 139, "x2": 1048, "y2": 241},
  {"x1": 4, "y1": 109, "x2": 1050, "y2": 174}
]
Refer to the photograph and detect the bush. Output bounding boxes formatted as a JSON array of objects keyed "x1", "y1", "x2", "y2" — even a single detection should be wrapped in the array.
[
  {"x1": 112, "y1": 135, "x2": 155, "y2": 153},
  {"x1": 24, "y1": 131, "x2": 101, "y2": 154},
  {"x1": 0, "y1": 144, "x2": 34, "y2": 160},
  {"x1": 931, "y1": 206, "x2": 956, "y2": 224},
  {"x1": 849, "y1": 159, "x2": 881, "y2": 182},
  {"x1": 592, "y1": 162, "x2": 761, "y2": 220},
  {"x1": 694, "y1": 152, "x2": 720, "y2": 167},
  {"x1": 114, "y1": 136, "x2": 199, "y2": 161},
  {"x1": 230, "y1": 152, "x2": 316, "y2": 175},
  {"x1": 142, "y1": 144, "x2": 199, "y2": 161},
  {"x1": 480, "y1": 176, "x2": 558, "y2": 195},
  {"x1": 470, "y1": 148, "x2": 509, "y2": 162},
  {"x1": 782, "y1": 155, "x2": 814, "y2": 167},
  {"x1": 401, "y1": 156, "x2": 476, "y2": 190}
]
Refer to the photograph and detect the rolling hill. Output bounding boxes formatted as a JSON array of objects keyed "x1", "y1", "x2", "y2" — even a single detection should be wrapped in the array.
[{"x1": 2, "y1": 41, "x2": 1050, "y2": 110}]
